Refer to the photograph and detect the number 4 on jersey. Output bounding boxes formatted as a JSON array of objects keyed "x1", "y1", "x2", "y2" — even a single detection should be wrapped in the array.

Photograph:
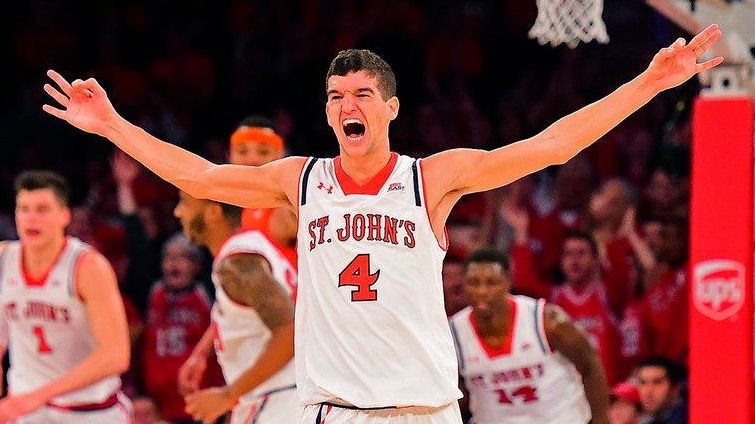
[{"x1": 338, "y1": 254, "x2": 380, "y2": 301}]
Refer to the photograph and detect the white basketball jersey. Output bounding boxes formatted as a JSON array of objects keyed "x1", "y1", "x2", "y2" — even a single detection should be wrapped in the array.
[
  {"x1": 295, "y1": 153, "x2": 461, "y2": 408},
  {"x1": 0, "y1": 238, "x2": 120, "y2": 406},
  {"x1": 450, "y1": 296, "x2": 591, "y2": 424},
  {"x1": 211, "y1": 230, "x2": 297, "y2": 400}
]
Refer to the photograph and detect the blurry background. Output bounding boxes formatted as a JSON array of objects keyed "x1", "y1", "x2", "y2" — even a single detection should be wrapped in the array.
[{"x1": 2, "y1": 1, "x2": 712, "y2": 422}]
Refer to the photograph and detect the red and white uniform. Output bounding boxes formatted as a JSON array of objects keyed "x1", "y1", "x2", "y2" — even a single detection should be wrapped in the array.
[
  {"x1": 295, "y1": 153, "x2": 462, "y2": 422},
  {"x1": 211, "y1": 230, "x2": 299, "y2": 424},
  {"x1": 0, "y1": 238, "x2": 129, "y2": 423},
  {"x1": 551, "y1": 282, "x2": 620, "y2": 384},
  {"x1": 450, "y1": 296, "x2": 591, "y2": 424}
]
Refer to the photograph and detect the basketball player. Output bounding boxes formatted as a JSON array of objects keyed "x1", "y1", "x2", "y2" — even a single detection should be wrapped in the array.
[
  {"x1": 43, "y1": 25, "x2": 721, "y2": 424},
  {"x1": 450, "y1": 249, "x2": 609, "y2": 424},
  {"x1": 174, "y1": 191, "x2": 299, "y2": 424},
  {"x1": 0, "y1": 170, "x2": 130, "y2": 423},
  {"x1": 228, "y1": 116, "x2": 297, "y2": 266}
]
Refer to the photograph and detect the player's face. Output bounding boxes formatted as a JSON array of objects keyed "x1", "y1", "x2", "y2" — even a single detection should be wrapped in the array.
[
  {"x1": 229, "y1": 140, "x2": 282, "y2": 166},
  {"x1": 173, "y1": 191, "x2": 210, "y2": 246},
  {"x1": 636, "y1": 366, "x2": 675, "y2": 414},
  {"x1": 463, "y1": 262, "x2": 510, "y2": 317},
  {"x1": 15, "y1": 189, "x2": 70, "y2": 249},
  {"x1": 326, "y1": 71, "x2": 399, "y2": 158},
  {"x1": 561, "y1": 238, "x2": 596, "y2": 284}
]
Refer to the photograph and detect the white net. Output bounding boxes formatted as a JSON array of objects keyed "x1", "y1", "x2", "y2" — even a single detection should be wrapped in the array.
[{"x1": 529, "y1": 0, "x2": 610, "y2": 48}]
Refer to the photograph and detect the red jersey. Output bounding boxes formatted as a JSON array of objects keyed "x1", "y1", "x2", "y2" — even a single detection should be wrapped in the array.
[
  {"x1": 141, "y1": 282, "x2": 224, "y2": 421},
  {"x1": 526, "y1": 203, "x2": 581, "y2": 282},
  {"x1": 641, "y1": 266, "x2": 688, "y2": 365},
  {"x1": 602, "y1": 237, "x2": 635, "y2": 317},
  {"x1": 241, "y1": 208, "x2": 297, "y2": 267},
  {"x1": 552, "y1": 282, "x2": 621, "y2": 384},
  {"x1": 616, "y1": 299, "x2": 649, "y2": 382}
]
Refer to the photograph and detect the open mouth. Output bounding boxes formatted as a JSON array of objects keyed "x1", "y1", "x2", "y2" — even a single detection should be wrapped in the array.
[{"x1": 342, "y1": 118, "x2": 366, "y2": 140}]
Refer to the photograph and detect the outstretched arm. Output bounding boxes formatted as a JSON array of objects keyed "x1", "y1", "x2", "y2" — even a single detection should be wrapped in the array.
[
  {"x1": 423, "y1": 25, "x2": 722, "y2": 202},
  {"x1": 544, "y1": 304, "x2": 610, "y2": 424},
  {"x1": 42, "y1": 72, "x2": 304, "y2": 209},
  {"x1": 185, "y1": 253, "x2": 294, "y2": 424},
  {"x1": 0, "y1": 252, "x2": 130, "y2": 422}
]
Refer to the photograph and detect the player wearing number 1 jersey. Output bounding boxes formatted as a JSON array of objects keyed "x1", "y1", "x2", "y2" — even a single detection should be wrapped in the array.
[
  {"x1": 450, "y1": 249, "x2": 608, "y2": 424},
  {"x1": 0, "y1": 171, "x2": 130, "y2": 423},
  {"x1": 44, "y1": 25, "x2": 722, "y2": 424}
]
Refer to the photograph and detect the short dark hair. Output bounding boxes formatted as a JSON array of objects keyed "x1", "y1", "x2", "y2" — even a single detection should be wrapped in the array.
[
  {"x1": 465, "y1": 248, "x2": 511, "y2": 274},
  {"x1": 563, "y1": 231, "x2": 599, "y2": 256},
  {"x1": 238, "y1": 115, "x2": 275, "y2": 131},
  {"x1": 326, "y1": 49, "x2": 397, "y2": 100},
  {"x1": 637, "y1": 356, "x2": 686, "y2": 385},
  {"x1": 217, "y1": 202, "x2": 243, "y2": 228},
  {"x1": 14, "y1": 170, "x2": 70, "y2": 206}
]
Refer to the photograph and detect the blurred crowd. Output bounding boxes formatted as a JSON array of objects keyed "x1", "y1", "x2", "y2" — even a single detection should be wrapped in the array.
[{"x1": 3, "y1": 0, "x2": 697, "y2": 423}]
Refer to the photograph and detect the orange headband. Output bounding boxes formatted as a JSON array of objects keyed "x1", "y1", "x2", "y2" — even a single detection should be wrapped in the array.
[{"x1": 230, "y1": 127, "x2": 284, "y2": 151}]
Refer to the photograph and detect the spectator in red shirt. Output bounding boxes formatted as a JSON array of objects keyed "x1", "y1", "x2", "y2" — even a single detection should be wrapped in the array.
[
  {"x1": 588, "y1": 179, "x2": 637, "y2": 316},
  {"x1": 641, "y1": 219, "x2": 689, "y2": 365},
  {"x1": 141, "y1": 234, "x2": 223, "y2": 423},
  {"x1": 552, "y1": 232, "x2": 621, "y2": 385}
]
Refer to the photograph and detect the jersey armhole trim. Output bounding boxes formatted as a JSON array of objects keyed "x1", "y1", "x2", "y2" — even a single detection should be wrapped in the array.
[
  {"x1": 449, "y1": 319, "x2": 465, "y2": 372},
  {"x1": 411, "y1": 160, "x2": 421, "y2": 207},
  {"x1": 417, "y1": 159, "x2": 449, "y2": 251},
  {"x1": 69, "y1": 248, "x2": 89, "y2": 300},
  {"x1": 299, "y1": 158, "x2": 318, "y2": 206},
  {"x1": 535, "y1": 299, "x2": 551, "y2": 354}
]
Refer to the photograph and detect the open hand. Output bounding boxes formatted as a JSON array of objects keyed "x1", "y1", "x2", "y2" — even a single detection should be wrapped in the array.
[
  {"x1": 0, "y1": 392, "x2": 46, "y2": 423},
  {"x1": 42, "y1": 70, "x2": 118, "y2": 138},
  {"x1": 177, "y1": 353, "x2": 208, "y2": 396},
  {"x1": 185, "y1": 386, "x2": 237, "y2": 424},
  {"x1": 645, "y1": 24, "x2": 724, "y2": 91}
]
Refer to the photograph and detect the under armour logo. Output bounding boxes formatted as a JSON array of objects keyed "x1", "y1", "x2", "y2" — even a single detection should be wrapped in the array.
[
  {"x1": 317, "y1": 182, "x2": 334, "y2": 194},
  {"x1": 521, "y1": 342, "x2": 532, "y2": 351},
  {"x1": 387, "y1": 182, "x2": 405, "y2": 192}
]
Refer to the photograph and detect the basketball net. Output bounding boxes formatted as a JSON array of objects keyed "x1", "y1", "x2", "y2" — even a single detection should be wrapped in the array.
[{"x1": 529, "y1": 0, "x2": 610, "y2": 48}]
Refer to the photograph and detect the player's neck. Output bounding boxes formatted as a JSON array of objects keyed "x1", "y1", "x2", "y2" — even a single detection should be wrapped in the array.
[
  {"x1": 22, "y1": 235, "x2": 66, "y2": 275},
  {"x1": 476, "y1": 301, "x2": 512, "y2": 339},
  {"x1": 338, "y1": 149, "x2": 393, "y2": 185},
  {"x1": 207, "y1": 225, "x2": 238, "y2": 256}
]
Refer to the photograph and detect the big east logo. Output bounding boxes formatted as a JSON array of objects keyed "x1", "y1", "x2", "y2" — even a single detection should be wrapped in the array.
[{"x1": 693, "y1": 259, "x2": 745, "y2": 321}]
